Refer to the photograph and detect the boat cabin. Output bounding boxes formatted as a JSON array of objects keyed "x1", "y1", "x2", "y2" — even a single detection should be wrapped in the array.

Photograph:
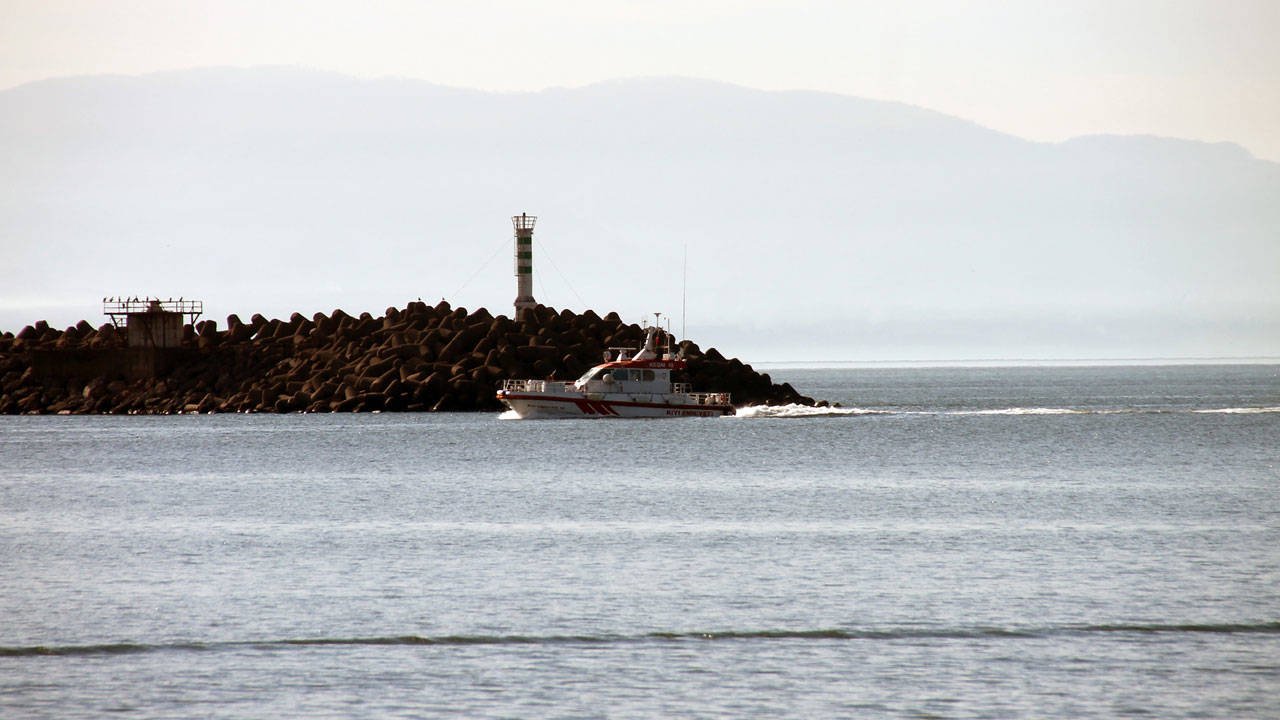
[{"x1": 573, "y1": 360, "x2": 679, "y2": 394}]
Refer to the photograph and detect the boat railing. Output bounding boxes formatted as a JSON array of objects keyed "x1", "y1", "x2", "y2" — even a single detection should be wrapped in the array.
[
  {"x1": 687, "y1": 391, "x2": 731, "y2": 407},
  {"x1": 672, "y1": 382, "x2": 691, "y2": 394},
  {"x1": 502, "y1": 379, "x2": 573, "y2": 393}
]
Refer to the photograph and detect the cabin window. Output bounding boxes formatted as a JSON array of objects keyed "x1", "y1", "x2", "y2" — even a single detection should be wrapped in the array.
[{"x1": 641, "y1": 370, "x2": 655, "y2": 382}]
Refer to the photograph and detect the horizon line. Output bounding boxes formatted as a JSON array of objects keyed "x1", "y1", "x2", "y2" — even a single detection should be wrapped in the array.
[{"x1": 750, "y1": 356, "x2": 1280, "y2": 369}]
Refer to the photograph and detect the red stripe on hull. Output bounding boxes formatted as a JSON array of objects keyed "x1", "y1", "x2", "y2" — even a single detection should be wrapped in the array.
[{"x1": 497, "y1": 392, "x2": 730, "y2": 418}]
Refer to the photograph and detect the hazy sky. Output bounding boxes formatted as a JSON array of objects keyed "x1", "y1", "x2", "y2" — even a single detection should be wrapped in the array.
[{"x1": 3, "y1": 0, "x2": 1278, "y2": 161}]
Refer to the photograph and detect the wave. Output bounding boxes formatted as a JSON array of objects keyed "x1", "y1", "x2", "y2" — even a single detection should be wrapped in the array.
[{"x1": 6, "y1": 622, "x2": 1277, "y2": 658}]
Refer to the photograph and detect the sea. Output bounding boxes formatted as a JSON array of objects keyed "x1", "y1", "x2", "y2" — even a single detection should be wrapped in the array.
[{"x1": 1, "y1": 364, "x2": 1277, "y2": 719}]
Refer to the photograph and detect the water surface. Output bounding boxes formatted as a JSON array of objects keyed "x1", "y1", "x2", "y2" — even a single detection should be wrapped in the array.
[{"x1": 2, "y1": 365, "x2": 1277, "y2": 718}]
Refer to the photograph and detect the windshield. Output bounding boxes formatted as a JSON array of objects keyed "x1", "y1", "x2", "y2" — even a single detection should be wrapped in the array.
[{"x1": 575, "y1": 366, "x2": 657, "y2": 385}]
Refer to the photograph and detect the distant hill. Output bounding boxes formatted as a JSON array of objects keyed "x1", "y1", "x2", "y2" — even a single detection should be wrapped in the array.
[{"x1": 2, "y1": 68, "x2": 1276, "y2": 360}]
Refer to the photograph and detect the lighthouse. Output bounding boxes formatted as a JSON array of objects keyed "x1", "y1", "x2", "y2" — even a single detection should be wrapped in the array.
[{"x1": 512, "y1": 213, "x2": 537, "y2": 316}]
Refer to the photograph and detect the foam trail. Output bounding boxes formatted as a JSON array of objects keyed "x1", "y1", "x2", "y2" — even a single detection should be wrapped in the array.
[
  {"x1": 731, "y1": 404, "x2": 885, "y2": 419},
  {"x1": 733, "y1": 406, "x2": 1280, "y2": 418},
  {"x1": 497, "y1": 410, "x2": 522, "y2": 420},
  {"x1": 952, "y1": 407, "x2": 1091, "y2": 416}
]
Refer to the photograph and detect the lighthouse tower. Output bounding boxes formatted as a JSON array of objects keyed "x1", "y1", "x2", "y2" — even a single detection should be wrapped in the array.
[{"x1": 512, "y1": 213, "x2": 537, "y2": 316}]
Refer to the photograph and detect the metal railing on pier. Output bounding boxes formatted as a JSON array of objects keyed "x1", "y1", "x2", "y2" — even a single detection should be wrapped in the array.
[{"x1": 103, "y1": 297, "x2": 203, "y2": 327}]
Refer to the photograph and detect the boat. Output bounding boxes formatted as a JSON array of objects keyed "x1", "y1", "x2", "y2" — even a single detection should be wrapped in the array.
[{"x1": 496, "y1": 323, "x2": 733, "y2": 419}]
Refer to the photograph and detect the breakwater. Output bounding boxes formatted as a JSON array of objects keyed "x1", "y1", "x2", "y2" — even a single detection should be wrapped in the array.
[{"x1": 0, "y1": 302, "x2": 816, "y2": 414}]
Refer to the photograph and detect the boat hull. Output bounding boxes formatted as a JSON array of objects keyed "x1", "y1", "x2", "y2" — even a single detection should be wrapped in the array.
[{"x1": 497, "y1": 391, "x2": 732, "y2": 419}]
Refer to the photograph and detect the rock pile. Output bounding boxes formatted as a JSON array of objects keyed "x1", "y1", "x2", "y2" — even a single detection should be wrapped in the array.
[{"x1": 0, "y1": 302, "x2": 816, "y2": 414}]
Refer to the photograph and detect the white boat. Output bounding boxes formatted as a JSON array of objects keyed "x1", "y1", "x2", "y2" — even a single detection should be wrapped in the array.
[{"x1": 497, "y1": 324, "x2": 732, "y2": 419}]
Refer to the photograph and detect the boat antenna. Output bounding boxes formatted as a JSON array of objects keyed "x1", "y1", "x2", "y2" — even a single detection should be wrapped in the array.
[{"x1": 681, "y1": 243, "x2": 687, "y2": 341}]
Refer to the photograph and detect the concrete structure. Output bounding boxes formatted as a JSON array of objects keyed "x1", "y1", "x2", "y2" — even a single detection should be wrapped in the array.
[
  {"x1": 104, "y1": 297, "x2": 202, "y2": 349},
  {"x1": 512, "y1": 213, "x2": 537, "y2": 316}
]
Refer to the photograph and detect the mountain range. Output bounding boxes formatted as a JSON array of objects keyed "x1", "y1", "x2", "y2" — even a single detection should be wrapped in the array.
[{"x1": 2, "y1": 67, "x2": 1276, "y2": 360}]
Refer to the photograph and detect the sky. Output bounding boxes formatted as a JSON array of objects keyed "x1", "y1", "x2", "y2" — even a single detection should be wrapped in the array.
[{"x1": 2, "y1": 0, "x2": 1279, "y2": 161}]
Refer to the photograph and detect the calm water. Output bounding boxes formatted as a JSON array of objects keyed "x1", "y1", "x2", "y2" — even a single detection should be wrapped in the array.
[{"x1": 2, "y1": 365, "x2": 1277, "y2": 718}]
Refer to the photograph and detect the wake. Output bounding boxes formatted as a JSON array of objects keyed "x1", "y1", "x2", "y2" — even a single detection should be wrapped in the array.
[
  {"x1": 496, "y1": 404, "x2": 1279, "y2": 419},
  {"x1": 732, "y1": 404, "x2": 886, "y2": 419},
  {"x1": 1195, "y1": 406, "x2": 1280, "y2": 414},
  {"x1": 730, "y1": 404, "x2": 1280, "y2": 419}
]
